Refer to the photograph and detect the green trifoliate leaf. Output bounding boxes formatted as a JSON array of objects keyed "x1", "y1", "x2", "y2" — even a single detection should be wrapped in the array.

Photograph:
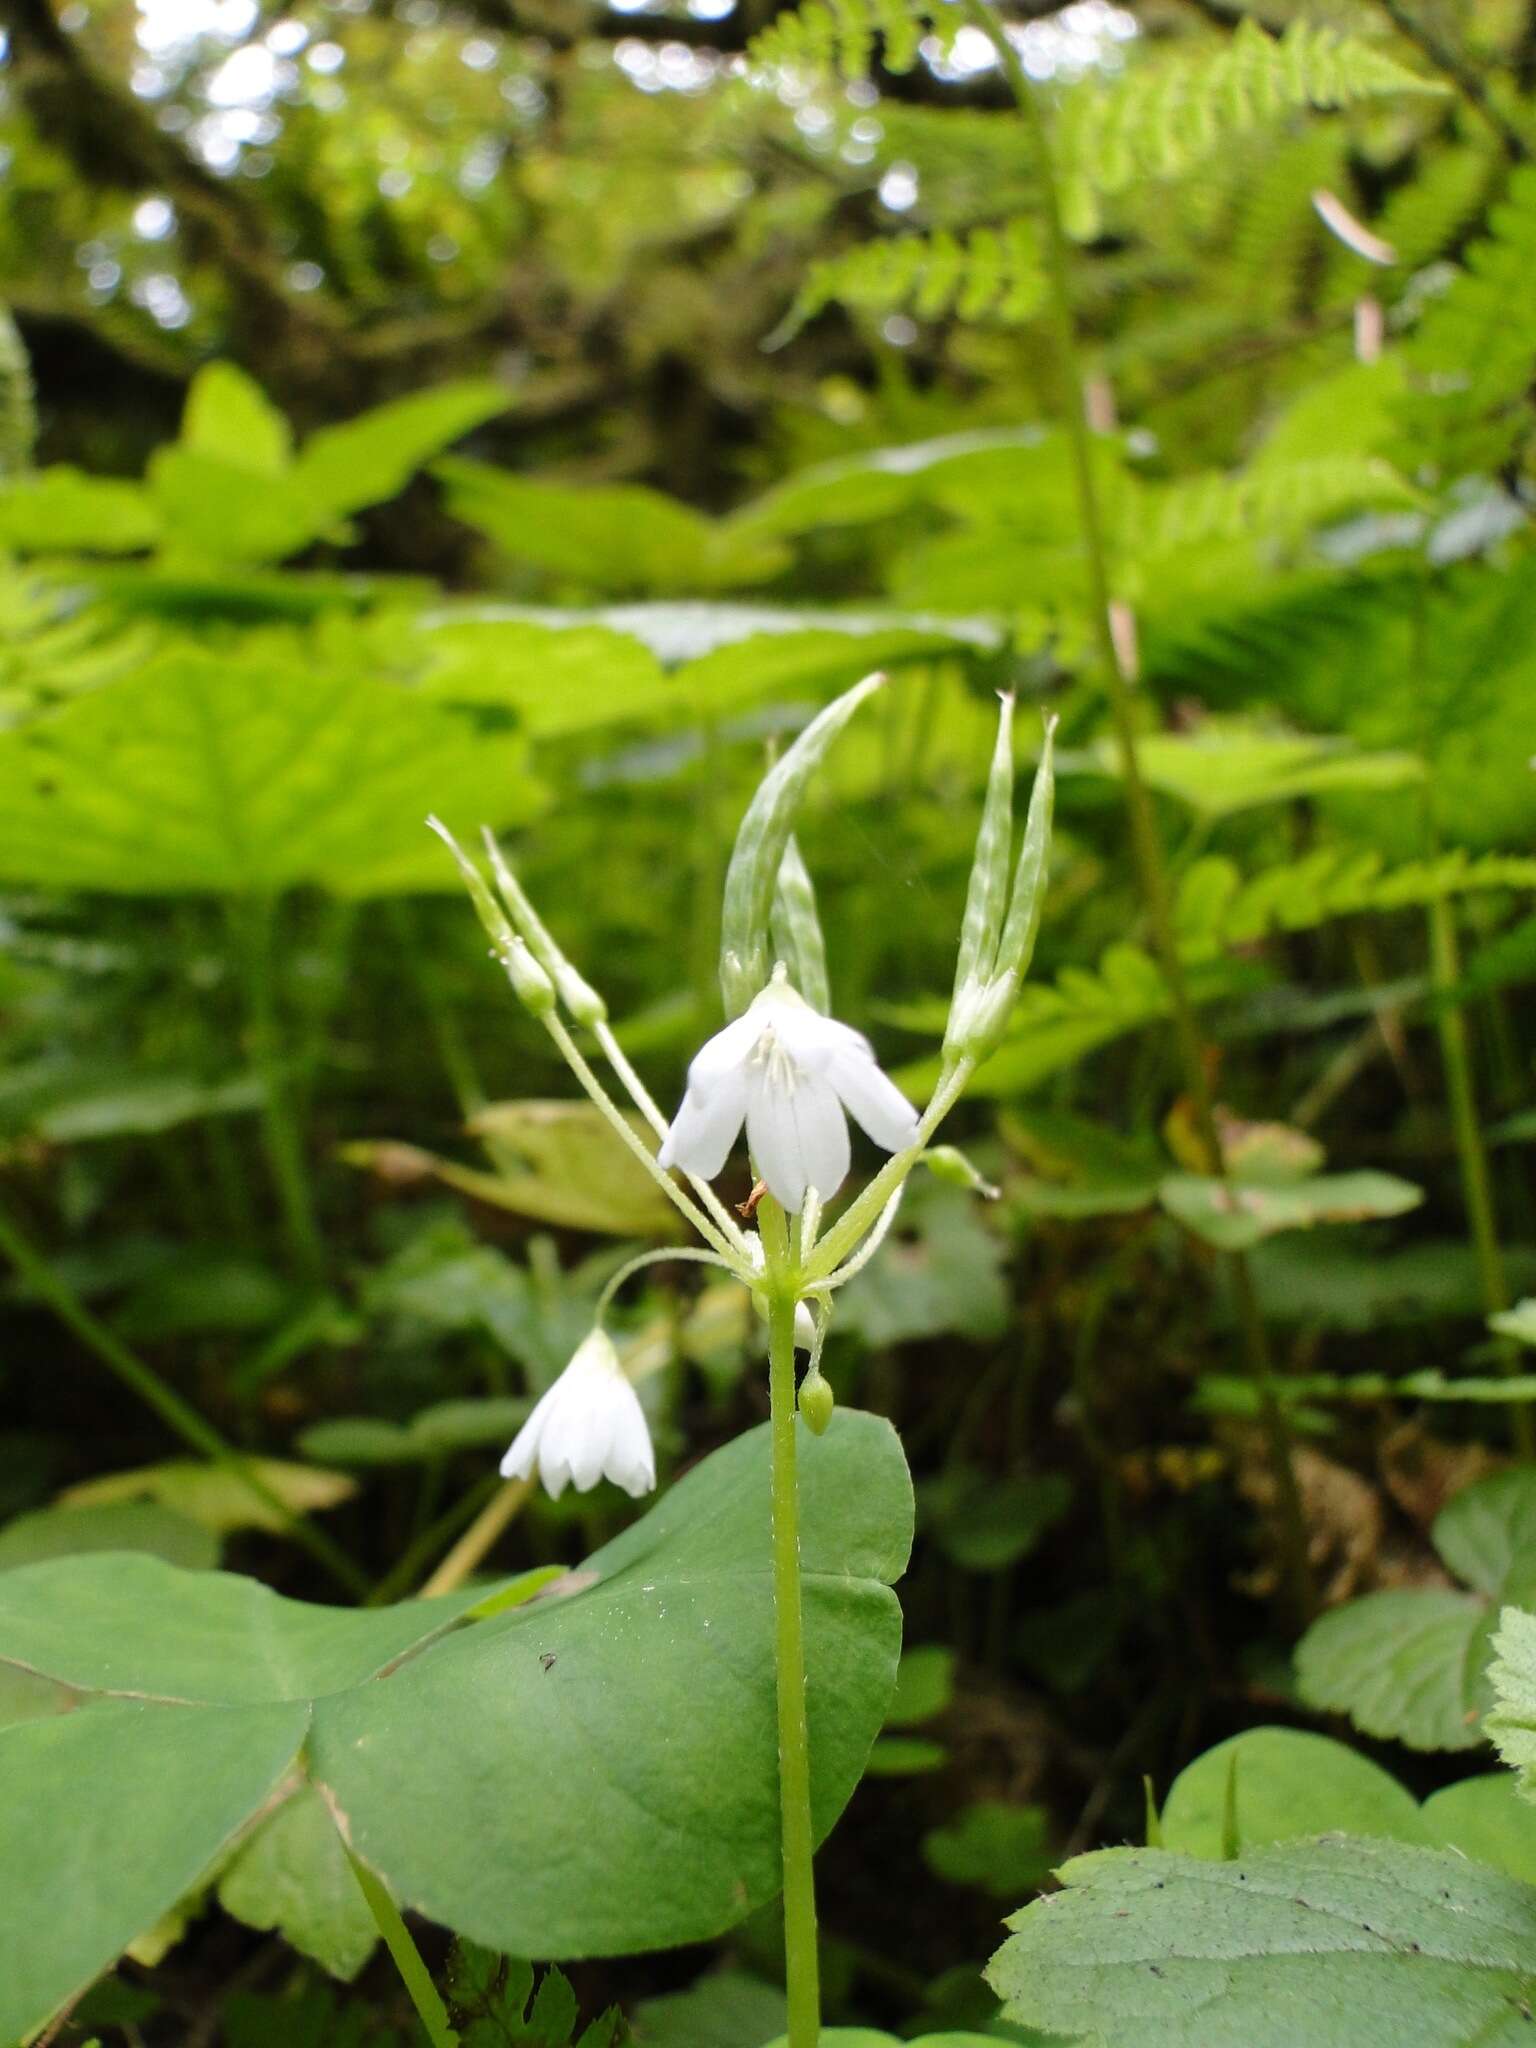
[
  {"x1": 719, "y1": 672, "x2": 883, "y2": 1016},
  {"x1": 770, "y1": 834, "x2": 830, "y2": 1014}
]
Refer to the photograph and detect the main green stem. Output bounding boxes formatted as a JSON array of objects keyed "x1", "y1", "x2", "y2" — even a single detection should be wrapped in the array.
[
  {"x1": 761, "y1": 1202, "x2": 821, "y2": 2048},
  {"x1": 1429, "y1": 897, "x2": 1534, "y2": 1455},
  {"x1": 961, "y1": 0, "x2": 1311, "y2": 1621},
  {"x1": 343, "y1": 1842, "x2": 459, "y2": 2047}
]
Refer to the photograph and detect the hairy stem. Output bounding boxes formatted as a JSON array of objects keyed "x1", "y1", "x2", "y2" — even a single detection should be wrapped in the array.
[
  {"x1": 959, "y1": 0, "x2": 1311, "y2": 1621},
  {"x1": 768, "y1": 1288, "x2": 822, "y2": 2047},
  {"x1": 760, "y1": 1199, "x2": 821, "y2": 2047},
  {"x1": 342, "y1": 1842, "x2": 459, "y2": 2047}
]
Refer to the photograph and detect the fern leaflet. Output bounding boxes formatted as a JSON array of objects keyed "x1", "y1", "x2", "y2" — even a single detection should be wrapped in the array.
[
  {"x1": 1394, "y1": 163, "x2": 1536, "y2": 479},
  {"x1": 746, "y1": 0, "x2": 930, "y2": 79},
  {"x1": 1055, "y1": 20, "x2": 1446, "y2": 234},
  {"x1": 1178, "y1": 848, "x2": 1536, "y2": 960},
  {"x1": 769, "y1": 219, "x2": 1045, "y2": 341}
]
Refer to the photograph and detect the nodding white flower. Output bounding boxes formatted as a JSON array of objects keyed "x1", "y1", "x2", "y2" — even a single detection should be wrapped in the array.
[
  {"x1": 500, "y1": 1330, "x2": 655, "y2": 1499},
  {"x1": 659, "y1": 969, "x2": 920, "y2": 1214}
]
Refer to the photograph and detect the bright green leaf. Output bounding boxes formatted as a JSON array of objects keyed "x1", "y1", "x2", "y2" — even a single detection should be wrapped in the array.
[
  {"x1": 296, "y1": 380, "x2": 509, "y2": 522},
  {"x1": 0, "y1": 652, "x2": 540, "y2": 896},
  {"x1": 181, "y1": 364, "x2": 293, "y2": 478},
  {"x1": 988, "y1": 1836, "x2": 1536, "y2": 2048},
  {"x1": 217, "y1": 1784, "x2": 378, "y2": 1981},
  {"x1": 1161, "y1": 1727, "x2": 1428, "y2": 1855}
]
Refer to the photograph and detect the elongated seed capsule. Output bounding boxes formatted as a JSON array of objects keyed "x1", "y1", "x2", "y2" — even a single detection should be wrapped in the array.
[
  {"x1": 719, "y1": 672, "x2": 883, "y2": 1016},
  {"x1": 426, "y1": 815, "x2": 517, "y2": 953},
  {"x1": 995, "y1": 712, "x2": 1057, "y2": 986},
  {"x1": 949, "y1": 692, "x2": 1016, "y2": 1017},
  {"x1": 482, "y1": 828, "x2": 607, "y2": 1025},
  {"x1": 771, "y1": 835, "x2": 831, "y2": 1015},
  {"x1": 503, "y1": 935, "x2": 557, "y2": 1017}
]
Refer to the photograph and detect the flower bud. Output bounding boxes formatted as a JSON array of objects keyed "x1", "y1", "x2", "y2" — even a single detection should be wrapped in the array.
[{"x1": 798, "y1": 1365, "x2": 834, "y2": 1435}]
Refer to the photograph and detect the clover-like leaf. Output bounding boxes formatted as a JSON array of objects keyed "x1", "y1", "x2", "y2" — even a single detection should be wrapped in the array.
[{"x1": 0, "y1": 1411, "x2": 911, "y2": 2041}]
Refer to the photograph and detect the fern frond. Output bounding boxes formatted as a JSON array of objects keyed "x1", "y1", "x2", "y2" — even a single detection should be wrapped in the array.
[
  {"x1": 746, "y1": 0, "x2": 930, "y2": 80},
  {"x1": 1128, "y1": 454, "x2": 1420, "y2": 560},
  {"x1": 1394, "y1": 163, "x2": 1536, "y2": 479},
  {"x1": 1056, "y1": 20, "x2": 1446, "y2": 235},
  {"x1": 1370, "y1": 143, "x2": 1493, "y2": 271},
  {"x1": 770, "y1": 219, "x2": 1045, "y2": 342},
  {"x1": 1178, "y1": 848, "x2": 1536, "y2": 960}
]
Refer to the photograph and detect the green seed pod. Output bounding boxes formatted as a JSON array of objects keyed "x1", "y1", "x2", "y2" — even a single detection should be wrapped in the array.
[
  {"x1": 426, "y1": 815, "x2": 517, "y2": 954},
  {"x1": 996, "y1": 711, "x2": 1057, "y2": 991},
  {"x1": 771, "y1": 835, "x2": 831, "y2": 1014},
  {"x1": 720, "y1": 673, "x2": 883, "y2": 1016},
  {"x1": 798, "y1": 1366, "x2": 835, "y2": 1436},
  {"x1": 923, "y1": 1144, "x2": 1000, "y2": 1200},
  {"x1": 482, "y1": 830, "x2": 607, "y2": 1025},
  {"x1": 943, "y1": 712, "x2": 1057, "y2": 1063},
  {"x1": 947, "y1": 693, "x2": 1016, "y2": 1039},
  {"x1": 503, "y1": 935, "x2": 557, "y2": 1018}
]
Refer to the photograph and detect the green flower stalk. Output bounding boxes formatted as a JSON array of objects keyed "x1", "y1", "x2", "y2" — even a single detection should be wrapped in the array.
[{"x1": 430, "y1": 673, "x2": 1056, "y2": 2048}]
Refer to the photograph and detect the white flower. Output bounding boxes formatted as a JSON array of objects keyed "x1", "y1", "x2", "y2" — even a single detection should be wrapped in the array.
[
  {"x1": 659, "y1": 971, "x2": 920, "y2": 1213},
  {"x1": 500, "y1": 1330, "x2": 655, "y2": 1499}
]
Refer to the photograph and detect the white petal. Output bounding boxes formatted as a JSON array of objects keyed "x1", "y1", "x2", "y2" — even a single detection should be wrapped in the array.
[
  {"x1": 607, "y1": 1380, "x2": 657, "y2": 1496},
  {"x1": 682, "y1": 1009, "x2": 763, "y2": 1098},
  {"x1": 747, "y1": 1069, "x2": 849, "y2": 1212},
  {"x1": 795, "y1": 1074, "x2": 851, "y2": 1206},
  {"x1": 794, "y1": 1301, "x2": 816, "y2": 1351},
  {"x1": 828, "y1": 1044, "x2": 920, "y2": 1154},
  {"x1": 659, "y1": 1063, "x2": 749, "y2": 1177},
  {"x1": 771, "y1": 1001, "x2": 869, "y2": 1077},
  {"x1": 747, "y1": 1069, "x2": 808, "y2": 1212},
  {"x1": 499, "y1": 1381, "x2": 557, "y2": 1479}
]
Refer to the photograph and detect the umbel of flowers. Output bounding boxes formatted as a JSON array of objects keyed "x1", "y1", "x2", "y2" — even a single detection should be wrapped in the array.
[{"x1": 430, "y1": 673, "x2": 1054, "y2": 2048}]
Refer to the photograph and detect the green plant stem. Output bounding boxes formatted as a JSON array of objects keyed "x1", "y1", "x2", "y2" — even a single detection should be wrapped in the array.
[
  {"x1": 540, "y1": 1009, "x2": 738, "y2": 1259},
  {"x1": 342, "y1": 1842, "x2": 459, "y2": 2048},
  {"x1": 230, "y1": 893, "x2": 326, "y2": 1283},
  {"x1": 0, "y1": 1200, "x2": 368, "y2": 1597},
  {"x1": 389, "y1": 900, "x2": 486, "y2": 1117},
  {"x1": 1429, "y1": 897, "x2": 1534, "y2": 1454},
  {"x1": 591, "y1": 1016, "x2": 752, "y2": 1256},
  {"x1": 960, "y1": 0, "x2": 1311, "y2": 1622},
  {"x1": 766, "y1": 1283, "x2": 822, "y2": 2048}
]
